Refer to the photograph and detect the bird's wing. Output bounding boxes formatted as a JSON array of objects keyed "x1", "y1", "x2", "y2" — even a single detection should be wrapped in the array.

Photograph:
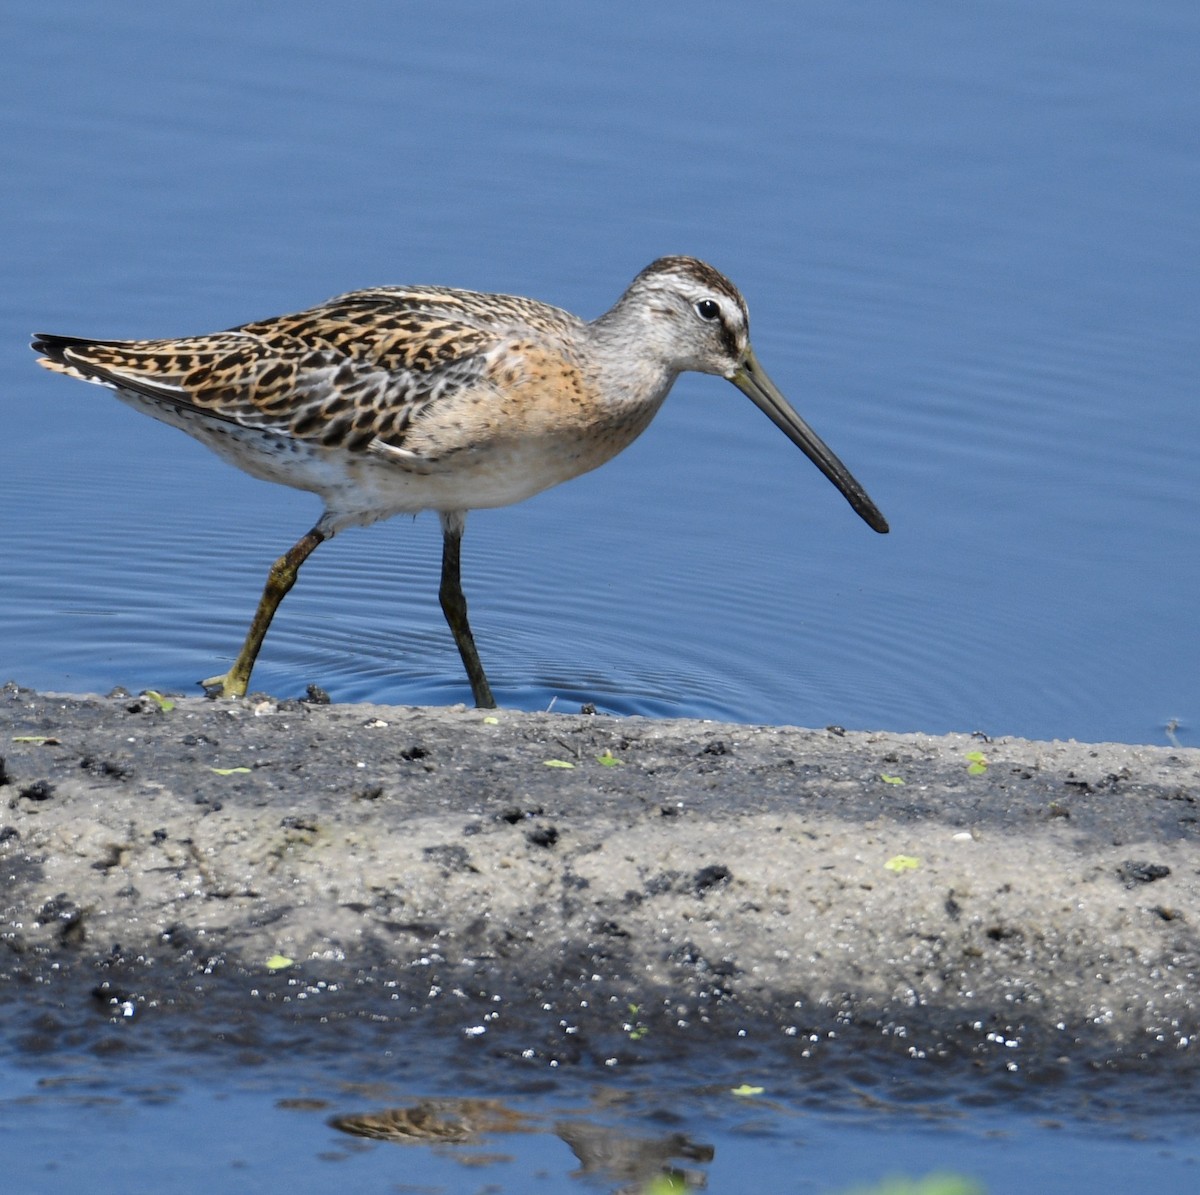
[{"x1": 33, "y1": 287, "x2": 523, "y2": 455}]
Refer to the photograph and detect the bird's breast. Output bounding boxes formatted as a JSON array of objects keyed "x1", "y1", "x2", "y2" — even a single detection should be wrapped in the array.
[{"x1": 389, "y1": 342, "x2": 671, "y2": 496}]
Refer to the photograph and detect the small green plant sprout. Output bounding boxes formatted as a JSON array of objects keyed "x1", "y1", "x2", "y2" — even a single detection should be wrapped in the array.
[
  {"x1": 624, "y1": 1003, "x2": 649, "y2": 1041},
  {"x1": 880, "y1": 773, "x2": 905, "y2": 785},
  {"x1": 142, "y1": 690, "x2": 175, "y2": 712},
  {"x1": 730, "y1": 1083, "x2": 764, "y2": 1097},
  {"x1": 210, "y1": 766, "x2": 252, "y2": 775},
  {"x1": 640, "y1": 1174, "x2": 690, "y2": 1195},
  {"x1": 884, "y1": 854, "x2": 921, "y2": 873},
  {"x1": 964, "y1": 751, "x2": 988, "y2": 775},
  {"x1": 265, "y1": 954, "x2": 294, "y2": 970},
  {"x1": 595, "y1": 749, "x2": 622, "y2": 766},
  {"x1": 542, "y1": 759, "x2": 575, "y2": 768}
]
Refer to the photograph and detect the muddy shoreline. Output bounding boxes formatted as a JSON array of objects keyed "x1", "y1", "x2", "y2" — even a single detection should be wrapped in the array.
[{"x1": 2, "y1": 683, "x2": 1198, "y2": 1074}]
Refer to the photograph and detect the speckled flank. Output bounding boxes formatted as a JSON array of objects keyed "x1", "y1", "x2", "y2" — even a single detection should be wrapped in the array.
[{"x1": 31, "y1": 255, "x2": 887, "y2": 704}]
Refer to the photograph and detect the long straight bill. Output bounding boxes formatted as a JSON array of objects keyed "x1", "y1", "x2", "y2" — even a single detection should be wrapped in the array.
[{"x1": 732, "y1": 347, "x2": 889, "y2": 533}]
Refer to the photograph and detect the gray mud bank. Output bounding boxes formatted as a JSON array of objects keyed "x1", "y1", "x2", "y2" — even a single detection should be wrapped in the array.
[{"x1": 2, "y1": 684, "x2": 1198, "y2": 1069}]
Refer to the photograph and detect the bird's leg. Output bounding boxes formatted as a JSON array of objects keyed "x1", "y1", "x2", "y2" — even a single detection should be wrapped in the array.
[
  {"x1": 438, "y1": 511, "x2": 496, "y2": 709},
  {"x1": 201, "y1": 526, "x2": 328, "y2": 698}
]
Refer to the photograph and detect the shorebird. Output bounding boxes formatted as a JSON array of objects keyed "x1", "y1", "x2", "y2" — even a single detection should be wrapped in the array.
[{"x1": 33, "y1": 256, "x2": 888, "y2": 708}]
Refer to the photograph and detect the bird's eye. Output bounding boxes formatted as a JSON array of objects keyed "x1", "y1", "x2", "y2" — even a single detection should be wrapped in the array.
[{"x1": 694, "y1": 299, "x2": 720, "y2": 321}]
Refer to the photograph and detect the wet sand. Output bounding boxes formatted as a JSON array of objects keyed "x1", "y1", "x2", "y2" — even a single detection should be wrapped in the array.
[{"x1": 3, "y1": 683, "x2": 1198, "y2": 1071}]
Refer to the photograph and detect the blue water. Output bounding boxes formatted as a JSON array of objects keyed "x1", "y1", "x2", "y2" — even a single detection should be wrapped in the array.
[
  {"x1": 4, "y1": 0, "x2": 1197, "y2": 744},
  {"x1": 2, "y1": 1042, "x2": 1198, "y2": 1195},
  {"x1": 3, "y1": 0, "x2": 1200, "y2": 1189}
]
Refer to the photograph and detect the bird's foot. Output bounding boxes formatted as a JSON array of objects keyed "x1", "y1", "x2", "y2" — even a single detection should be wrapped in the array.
[{"x1": 200, "y1": 671, "x2": 249, "y2": 699}]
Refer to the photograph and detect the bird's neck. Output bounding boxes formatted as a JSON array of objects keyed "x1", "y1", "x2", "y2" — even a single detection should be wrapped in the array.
[{"x1": 587, "y1": 302, "x2": 678, "y2": 412}]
